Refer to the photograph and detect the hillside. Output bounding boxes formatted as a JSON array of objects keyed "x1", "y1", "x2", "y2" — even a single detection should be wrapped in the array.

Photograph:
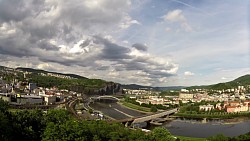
[
  {"x1": 0, "y1": 65, "x2": 113, "y2": 94},
  {"x1": 186, "y1": 74, "x2": 250, "y2": 90},
  {"x1": 16, "y1": 67, "x2": 88, "y2": 79},
  {"x1": 122, "y1": 84, "x2": 184, "y2": 91}
]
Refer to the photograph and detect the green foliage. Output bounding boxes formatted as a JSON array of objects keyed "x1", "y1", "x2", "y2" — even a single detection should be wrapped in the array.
[
  {"x1": 231, "y1": 132, "x2": 250, "y2": 141},
  {"x1": 88, "y1": 108, "x2": 93, "y2": 114},
  {"x1": 1, "y1": 100, "x2": 249, "y2": 141},
  {"x1": 0, "y1": 112, "x2": 14, "y2": 141},
  {"x1": 207, "y1": 134, "x2": 229, "y2": 141},
  {"x1": 43, "y1": 109, "x2": 73, "y2": 124},
  {"x1": 0, "y1": 99, "x2": 177, "y2": 141},
  {"x1": 186, "y1": 74, "x2": 250, "y2": 90},
  {"x1": 120, "y1": 101, "x2": 151, "y2": 112},
  {"x1": 159, "y1": 90, "x2": 179, "y2": 96},
  {"x1": 0, "y1": 99, "x2": 9, "y2": 113},
  {"x1": 176, "y1": 100, "x2": 250, "y2": 119},
  {"x1": 151, "y1": 106, "x2": 158, "y2": 112},
  {"x1": 29, "y1": 74, "x2": 106, "y2": 91},
  {"x1": 149, "y1": 127, "x2": 175, "y2": 141},
  {"x1": 11, "y1": 109, "x2": 45, "y2": 141},
  {"x1": 42, "y1": 120, "x2": 149, "y2": 141},
  {"x1": 179, "y1": 101, "x2": 220, "y2": 114},
  {"x1": 175, "y1": 112, "x2": 250, "y2": 119},
  {"x1": 124, "y1": 97, "x2": 172, "y2": 111},
  {"x1": 207, "y1": 132, "x2": 250, "y2": 141}
]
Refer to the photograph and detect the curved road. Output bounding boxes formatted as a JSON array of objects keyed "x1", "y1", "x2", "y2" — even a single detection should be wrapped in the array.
[{"x1": 89, "y1": 100, "x2": 146, "y2": 120}]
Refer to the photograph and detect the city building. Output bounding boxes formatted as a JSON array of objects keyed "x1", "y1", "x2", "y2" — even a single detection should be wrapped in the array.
[
  {"x1": 16, "y1": 94, "x2": 43, "y2": 105},
  {"x1": 199, "y1": 104, "x2": 214, "y2": 111},
  {"x1": 179, "y1": 93, "x2": 194, "y2": 99},
  {"x1": 28, "y1": 83, "x2": 37, "y2": 91}
]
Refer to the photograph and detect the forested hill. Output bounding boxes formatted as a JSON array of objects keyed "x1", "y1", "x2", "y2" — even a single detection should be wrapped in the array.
[
  {"x1": 1, "y1": 65, "x2": 121, "y2": 94},
  {"x1": 16, "y1": 67, "x2": 88, "y2": 79},
  {"x1": 121, "y1": 84, "x2": 184, "y2": 91},
  {"x1": 186, "y1": 74, "x2": 250, "y2": 90}
]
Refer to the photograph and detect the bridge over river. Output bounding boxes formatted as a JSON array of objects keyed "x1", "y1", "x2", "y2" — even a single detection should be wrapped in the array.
[
  {"x1": 114, "y1": 108, "x2": 178, "y2": 127},
  {"x1": 91, "y1": 95, "x2": 120, "y2": 101},
  {"x1": 132, "y1": 108, "x2": 178, "y2": 124},
  {"x1": 89, "y1": 95, "x2": 178, "y2": 126}
]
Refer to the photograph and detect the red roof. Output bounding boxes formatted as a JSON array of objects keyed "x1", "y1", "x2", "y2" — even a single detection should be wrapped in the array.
[
  {"x1": 229, "y1": 101, "x2": 240, "y2": 103},
  {"x1": 45, "y1": 92, "x2": 54, "y2": 95},
  {"x1": 225, "y1": 105, "x2": 237, "y2": 108}
]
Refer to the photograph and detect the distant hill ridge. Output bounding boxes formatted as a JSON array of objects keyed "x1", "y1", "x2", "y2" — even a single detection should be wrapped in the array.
[
  {"x1": 16, "y1": 67, "x2": 88, "y2": 79},
  {"x1": 121, "y1": 84, "x2": 185, "y2": 91},
  {"x1": 186, "y1": 74, "x2": 250, "y2": 90},
  {"x1": 1, "y1": 65, "x2": 249, "y2": 91}
]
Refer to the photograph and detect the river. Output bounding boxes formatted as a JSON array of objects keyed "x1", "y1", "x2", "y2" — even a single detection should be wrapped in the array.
[
  {"x1": 149, "y1": 117, "x2": 250, "y2": 138},
  {"x1": 90, "y1": 99, "x2": 250, "y2": 138}
]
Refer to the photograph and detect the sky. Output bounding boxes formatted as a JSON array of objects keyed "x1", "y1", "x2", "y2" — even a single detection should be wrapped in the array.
[{"x1": 0, "y1": 0, "x2": 249, "y2": 86}]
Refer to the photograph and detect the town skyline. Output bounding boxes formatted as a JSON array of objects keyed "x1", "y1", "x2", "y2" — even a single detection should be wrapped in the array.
[{"x1": 0, "y1": 0, "x2": 249, "y2": 86}]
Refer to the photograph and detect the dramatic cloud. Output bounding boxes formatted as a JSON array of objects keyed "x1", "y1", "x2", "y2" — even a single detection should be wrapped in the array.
[
  {"x1": 0, "y1": 0, "x2": 178, "y2": 86},
  {"x1": 132, "y1": 43, "x2": 148, "y2": 51},
  {"x1": 2, "y1": 0, "x2": 245, "y2": 86}
]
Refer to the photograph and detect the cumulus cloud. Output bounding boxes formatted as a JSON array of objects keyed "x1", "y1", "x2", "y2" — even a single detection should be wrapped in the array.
[
  {"x1": 37, "y1": 63, "x2": 54, "y2": 70},
  {"x1": 119, "y1": 14, "x2": 140, "y2": 29},
  {"x1": 132, "y1": 43, "x2": 148, "y2": 51},
  {"x1": 162, "y1": 9, "x2": 192, "y2": 32},
  {"x1": 184, "y1": 71, "x2": 194, "y2": 76},
  {"x1": 0, "y1": 0, "x2": 178, "y2": 86}
]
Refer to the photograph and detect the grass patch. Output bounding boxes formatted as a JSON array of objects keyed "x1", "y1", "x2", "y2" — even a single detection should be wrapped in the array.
[
  {"x1": 8, "y1": 108, "x2": 25, "y2": 112},
  {"x1": 175, "y1": 135, "x2": 206, "y2": 141},
  {"x1": 119, "y1": 101, "x2": 151, "y2": 112}
]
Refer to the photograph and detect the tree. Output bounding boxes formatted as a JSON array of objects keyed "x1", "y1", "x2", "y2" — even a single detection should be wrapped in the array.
[
  {"x1": 207, "y1": 134, "x2": 229, "y2": 141},
  {"x1": 88, "y1": 108, "x2": 93, "y2": 114},
  {"x1": 11, "y1": 109, "x2": 45, "y2": 141},
  {"x1": 179, "y1": 100, "x2": 183, "y2": 106},
  {"x1": 0, "y1": 99, "x2": 9, "y2": 113},
  {"x1": 149, "y1": 127, "x2": 175, "y2": 141},
  {"x1": 0, "y1": 111, "x2": 13, "y2": 141},
  {"x1": 151, "y1": 106, "x2": 158, "y2": 112},
  {"x1": 43, "y1": 109, "x2": 72, "y2": 124}
]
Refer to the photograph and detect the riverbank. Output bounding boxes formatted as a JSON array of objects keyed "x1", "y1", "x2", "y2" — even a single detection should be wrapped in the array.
[
  {"x1": 174, "y1": 111, "x2": 250, "y2": 119},
  {"x1": 118, "y1": 101, "x2": 151, "y2": 113},
  {"x1": 175, "y1": 136, "x2": 206, "y2": 141},
  {"x1": 153, "y1": 117, "x2": 250, "y2": 138}
]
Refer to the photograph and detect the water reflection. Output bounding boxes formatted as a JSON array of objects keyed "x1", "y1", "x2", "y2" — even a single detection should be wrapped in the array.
[{"x1": 149, "y1": 118, "x2": 250, "y2": 138}]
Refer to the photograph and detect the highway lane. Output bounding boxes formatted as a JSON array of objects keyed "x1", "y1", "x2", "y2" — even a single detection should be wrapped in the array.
[
  {"x1": 89, "y1": 101, "x2": 145, "y2": 120},
  {"x1": 111, "y1": 103, "x2": 145, "y2": 117}
]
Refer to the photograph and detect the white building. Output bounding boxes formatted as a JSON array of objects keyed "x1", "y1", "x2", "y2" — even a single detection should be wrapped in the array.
[
  {"x1": 38, "y1": 89, "x2": 46, "y2": 96},
  {"x1": 149, "y1": 97, "x2": 164, "y2": 105},
  {"x1": 199, "y1": 104, "x2": 214, "y2": 111},
  {"x1": 179, "y1": 93, "x2": 194, "y2": 99},
  {"x1": 55, "y1": 92, "x2": 64, "y2": 102},
  {"x1": 181, "y1": 89, "x2": 189, "y2": 93},
  {"x1": 43, "y1": 95, "x2": 56, "y2": 105}
]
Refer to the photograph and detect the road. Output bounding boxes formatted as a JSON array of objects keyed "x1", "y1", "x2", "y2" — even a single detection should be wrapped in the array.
[
  {"x1": 65, "y1": 96, "x2": 81, "y2": 119},
  {"x1": 89, "y1": 100, "x2": 146, "y2": 120}
]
